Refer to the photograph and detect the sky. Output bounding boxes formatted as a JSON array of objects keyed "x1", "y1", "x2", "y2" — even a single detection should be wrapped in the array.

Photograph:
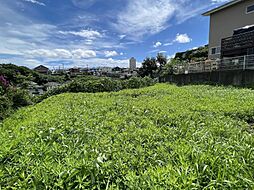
[{"x1": 0, "y1": 0, "x2": 230, "y2": 69}]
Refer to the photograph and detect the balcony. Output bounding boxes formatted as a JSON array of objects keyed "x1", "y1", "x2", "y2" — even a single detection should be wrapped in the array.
[
  {"x1": 221, "y1": 30, "x2": 254, "y2": 57},
  {"x1": 173, "y1": 54, "x2": 254, "y2": 74}
]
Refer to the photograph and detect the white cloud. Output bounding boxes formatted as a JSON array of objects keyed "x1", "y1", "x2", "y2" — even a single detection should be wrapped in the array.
[
  {"x1": 59, "y1": 29, "x2": 102, "y2": 40},
  {"x1": 72, "y1": 49, "x2": 96, "y2": 59},
  {"x1": 163, "y1": 42, "x2": 173, "y2": 46},
  {"x1": 153, "y1": 41, "x2": 162, "y2": 48},
  {"x1": 174, "y1": 33, "x2": 192, "y2": 43},
  {"x1": 0, "y1": 0, "x2": 213, "y2": 69},
  {"x1": 148, "y1": 49, "x2": 160, "y2": 54},
  {"x1": 119, "y1": 35, "x2": 126, "y2": 39},
  {"x1": 104, "y1": 50, "x2": 118, "y2": 57},
  {"x1": 26, "y1": 49, "x2": 96, "y2": 59},
  {"x1": 54, "y1": 49, "x2": 73, "y2": 59},
  {"x1": 149, "y1": 33, "x2": 191, "y2": 51},
  {"x1": 71, "y1": 58, "x2": 133, "y2": 68},
  {"x1": 27, "y1": 49, "x2": 59, "y2": 58},
  {"x1": 0, "y1": 1, "x2": 130, "y2": 69},
  {"x1": 23, "y1": 0, "x2": 46, "y2": 6},
  {"x1": 115, "y1": 0, "x2": 176, "y2": 38},
  {"x1": 71, "y1": 0, "x2": 98, "y2": 8},
  {"x1": 114, "y1": 0, "x2": 212, "y2": 39}
]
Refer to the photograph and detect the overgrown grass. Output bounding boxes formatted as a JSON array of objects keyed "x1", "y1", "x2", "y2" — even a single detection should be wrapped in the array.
[{"x1": 0, "y1": 84, "x2": 254, "y2": 189}]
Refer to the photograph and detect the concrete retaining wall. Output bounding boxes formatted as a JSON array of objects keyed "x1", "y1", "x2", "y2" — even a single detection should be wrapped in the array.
[{"x1": 160, "y1": 70, "x2": 254, "y2": 86}]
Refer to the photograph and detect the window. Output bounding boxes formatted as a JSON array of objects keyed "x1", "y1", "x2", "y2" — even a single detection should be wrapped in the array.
[
  {"x1": 246, "y1": 4, "x2": 254, "y2": 14},
  {"x1": 210, "y1": 46, "x2": 221, "y2": 55},
  {"x1": 211, "y1": 48, "x2": 216, "y2": 55}
]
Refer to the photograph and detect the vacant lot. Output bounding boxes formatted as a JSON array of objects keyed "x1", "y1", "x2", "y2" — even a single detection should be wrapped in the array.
[{"x1": 0, "y1": 84, "x2": 253, "y2": 189}]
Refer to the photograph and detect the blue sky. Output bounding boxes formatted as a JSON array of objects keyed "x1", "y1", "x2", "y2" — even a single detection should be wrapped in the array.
[{"x1": 0, "y1": 0, "x2": 229, "y2": 68}]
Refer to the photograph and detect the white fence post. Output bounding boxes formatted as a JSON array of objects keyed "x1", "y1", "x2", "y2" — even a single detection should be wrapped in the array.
[{"x1": 243, "y1": 55, "x2": 247, "y2": 70}]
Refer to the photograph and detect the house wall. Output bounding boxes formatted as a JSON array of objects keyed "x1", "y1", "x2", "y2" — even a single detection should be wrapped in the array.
[
  {"x1": 208, "y1": 0, "x2": 254, "y2": 59},
  {"x1": 34, "y1": 68, "x2": 49, "y2": 74}
]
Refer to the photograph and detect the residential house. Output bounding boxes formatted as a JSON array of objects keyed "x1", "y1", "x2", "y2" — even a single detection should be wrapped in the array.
[
  {"x1": 68, "y1": 67, "x2": 81, "y2": 76},
  {"x1": 203, "y1": 0, "x2": 254, "y2": 59},
  {"x1": 34, "y1": 65, "x2": 50, "y2": 75}
]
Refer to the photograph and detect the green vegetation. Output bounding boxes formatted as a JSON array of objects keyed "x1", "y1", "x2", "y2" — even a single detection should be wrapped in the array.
[
  {"x1": 37, "y1": 76, "x2": 155, "y2": 103},
  {"x1": 174, "y1": 45, "x2": 208, "y2": 62},
  {"x1": 0, "y1": 63, "x2": 155, "y2": 120},
  {"x1": 159, "y1": 45, "x2": 209, "y2": 77},
  {"x1": 0, "y1": 68, "x2": 155, "y2": 120},
  {"x1": 139, "y1": 46, "x2": 208, "y2": 78},
  {"x1": 138, "y1": 53, "x2": 167, "y2": 78},
  {"x1": 0, "y1": 75, "x2": 33, "y2": 120},
  {"x1": 1, "y1": 84, "x2": 254, "y2": 189},
  {"x1": 0, "y1": 63, "x2": 65, "y2": 120},
  {"x1": 0, "y1": 64, "x2": 64, "y2": 86}
]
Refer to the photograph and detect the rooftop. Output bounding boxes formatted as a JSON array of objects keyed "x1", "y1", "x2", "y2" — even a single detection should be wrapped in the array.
[{"x1": 202, "y1": 0, "x2": 243, "y2": 16}]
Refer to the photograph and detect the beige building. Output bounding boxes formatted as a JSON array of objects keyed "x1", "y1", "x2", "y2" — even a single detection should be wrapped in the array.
[
  {"x1": 129, "y1": 57, "x2": 137, "y2": 70},
  {"x1": 203, "y1": 0, "x2": 254, "y2": 59}
]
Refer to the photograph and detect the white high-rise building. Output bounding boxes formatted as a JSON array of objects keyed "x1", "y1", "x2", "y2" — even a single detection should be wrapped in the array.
[{"x1": 129, "y1": 57, "x2": 136, "y2": 70}]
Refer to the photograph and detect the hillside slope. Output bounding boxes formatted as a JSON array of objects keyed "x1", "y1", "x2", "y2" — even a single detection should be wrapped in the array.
[{"x1": 0, "y1": 84, "x2": 254, "y2": 189}]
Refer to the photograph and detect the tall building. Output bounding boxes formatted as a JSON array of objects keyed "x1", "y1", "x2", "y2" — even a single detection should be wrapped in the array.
[{"x1": 129, "y1": 57, "x2": 136, "y2": 70}]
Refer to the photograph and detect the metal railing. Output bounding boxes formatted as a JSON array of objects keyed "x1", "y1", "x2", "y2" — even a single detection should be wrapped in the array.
[
  {"x1": 221, "y1": 30, "x2": 254, "y2": 52},
  {"x1": 173, "y1": 54, "x2": 254, "y2": 74}
]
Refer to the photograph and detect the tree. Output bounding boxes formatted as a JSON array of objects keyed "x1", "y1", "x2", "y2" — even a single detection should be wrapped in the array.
[
  {"x1": 160, "y1": 58, "x2": 186, "y2": 77},
  {"x1": 139, "y1": 57, "x2": 158, "y2": 78},
  {"x1": 156, "y1": 53, "x2": 167, "y2": 71}
]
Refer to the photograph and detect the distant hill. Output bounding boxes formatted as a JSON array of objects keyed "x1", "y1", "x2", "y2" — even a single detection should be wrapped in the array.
[{"x1": 174, "y1": 45, "x2": 208, "y2": 62}]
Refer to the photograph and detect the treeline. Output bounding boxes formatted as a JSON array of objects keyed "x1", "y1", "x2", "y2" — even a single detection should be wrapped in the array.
[{"x1": 37, "y1": 76, "x2": 155, "y2": 102}]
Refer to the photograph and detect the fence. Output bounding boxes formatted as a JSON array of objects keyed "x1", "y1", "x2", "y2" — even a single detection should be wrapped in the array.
[{"x1": 173, "y1": 54, "x2": 254, "y2": 74}]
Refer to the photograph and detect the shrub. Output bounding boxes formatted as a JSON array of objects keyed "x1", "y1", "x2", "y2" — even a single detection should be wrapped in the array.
[
  {"x1": 0, "y1": 86, "x2": 3, "y2": 95},
  {"x1": 0, "y1": 96, "x2": 12, "y2": 120},
  {"x1": 122, "y1": 77, "x2": 142, "y2": 89},
  {"x1": 0, "y1": 75, "x2": 9, "y2": 89},
  {"x1": 6, "y1": 88, "x2": 33, "y2": 109},
  {"x1": 37, "y1": 77, "x2": 155, "y2": 102}
]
